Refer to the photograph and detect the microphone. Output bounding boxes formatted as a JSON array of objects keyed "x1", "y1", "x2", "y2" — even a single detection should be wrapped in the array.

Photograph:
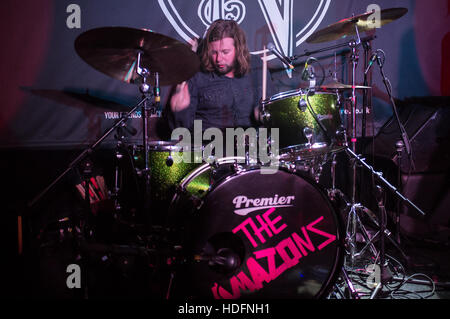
[
  {"x1": 267, "y1": 43, "x2": 294, "y2": 69},
  {"x1": 301, "y1": 61, "x2": 310, "y2": 81},
  {"x1": 301, "y1": 61, "x2": 316, "y2": 91},
  {"x1": 364, "y1": 52, "x2": 378, "y2": 74},
  {"x1": 154, "y1": 72, "x2": 161, "y2": 111}
]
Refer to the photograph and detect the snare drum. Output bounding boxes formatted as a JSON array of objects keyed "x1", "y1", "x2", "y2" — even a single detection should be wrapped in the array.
[
  {"x1": 261, "y1": 90, "x2": 346, "y2": 161},
  {"x1": 169, "y1": 158, "x2": 343, "y2": 299}
]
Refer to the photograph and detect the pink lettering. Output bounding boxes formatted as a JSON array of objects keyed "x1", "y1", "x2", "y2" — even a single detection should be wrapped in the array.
[
  {"x1": 212, "y1": 215, "x2": 337, "y2": 299},
  {"x1": 252, "y1": 215, "x2": 273, "y2": 243},
  {"x1": 233, "y1": 208, "x2": 285, "y2": 248},
  {"x1": 291, "y1": 226, "x2": 315, "y2": 256},
  {"x1": 232, "y1": 218, "x2": 258, "y2": 248},
  {"x1": 306, "y1": 216, "x2": 337, "y2": 250},
  {"x1": 246, "y1": 257, "x2": 271, "y2": 289},
  {"x1": 216, "y1": 276, "x2": 244, "y2": 299},
  {"x1": 263, "y1": 207, "x2": 287, "y2": 235},
  {"x1": 254, "y1": 246, "x2": 288, "y2": 280},
  {"x1": 276, "y1": 237, "x2": 302, "y2": 268},
  {"x1": 236, "y1": 272, "x2": 258, "y2": 292},
  {"x1": 211, "y1": 271, "x2": 259, "y2": 299},
  {"x1": 254, "y1": 247, "x2": 277, "y2": 281}
]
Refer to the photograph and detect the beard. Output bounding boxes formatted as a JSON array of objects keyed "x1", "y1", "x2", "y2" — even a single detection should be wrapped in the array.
[{"x1": 214, "y1": 63, "x2": 235, "y2": 76}]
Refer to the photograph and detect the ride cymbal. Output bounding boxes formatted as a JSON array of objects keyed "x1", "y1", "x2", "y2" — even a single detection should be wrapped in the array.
[
  {"x1": 306, "y1": 8, "x2": 408, "y2": 43},
  {"x1": 75, "y1": 26, "x2": 200, "y2": 86}
]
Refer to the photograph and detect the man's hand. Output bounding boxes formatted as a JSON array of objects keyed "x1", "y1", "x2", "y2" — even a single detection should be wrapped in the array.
[
  {"x1": 169, "y1": 38, "x2": 198, "y2": 112},
  {"x1": 170, "y1": 81, "x2": 190, "y2": 112}
]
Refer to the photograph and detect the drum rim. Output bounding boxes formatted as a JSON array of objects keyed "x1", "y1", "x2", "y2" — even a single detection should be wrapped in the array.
[
  {"x1": 136, "y1": 140, "x2": 204, "y2": 152},
  {"x1": 279, "y1": 143, "x2": 346, "y2": 160},
  {"x1": 262, "y1": 89, "x2": 337, "y2": 106}
]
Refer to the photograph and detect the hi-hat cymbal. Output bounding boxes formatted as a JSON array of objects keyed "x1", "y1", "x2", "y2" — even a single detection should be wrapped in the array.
[
  {"x1": 299, "y1": 81, "x2": 371, "y2": 91},
  {"x1": 320, "y1": 81, "x2": 371, "y2": 90},
  {"x1": 306, "y1": 8, "x2": 408, "y2": 43},
  {"x1": 75, "y1": 26, "x2": 200, "y2": 86}
]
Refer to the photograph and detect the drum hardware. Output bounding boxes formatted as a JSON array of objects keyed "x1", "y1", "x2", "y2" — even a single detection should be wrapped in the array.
[
  {"x1": 369, "y1": 185, "x2": 391, "y2": 299},
  {"x1": 73, "y1": 26, "x2": 201, "y2": 227},
  {"x1": 340, "y1": 147, "x2": 426, "y2": 298},
  {"x1": 165, "y1": 153, "x2": 174, "y2": 167},
  {"x1": 260, "y1": 110, "x2": 270, "y2": 122},
  {"x1": 111, "y1": 124, "x2": 132, "y2": 213},
  {"x1": 395, "y1": 140, "x2": 404, "y2": 245},
  {"x1": 80, "y1": 159, "x2": 95, "y2": 237},
  {"x1": 303, "y1": 126, "x2": 313, "y2": 147},
  {"x1": 135, "y1": 49, "x2": 156, "y2": 219},
  {"x1": 301, "y1": 9, "x2": 415, "y2": 295},
  {"x1": 306, "y1": 15, "x2": 385, "y2": 296},
  {"x1": 298, "y1": 97, "x2": 307, "y2": 112},
  {"x1": 336, "y1": 267, "x2": 361, "y2": 299},
  {"x1": 361, "y1": 38, "x2": 372, "y2": 144},
  {"x1": 368, "y1": 48, "x2": 413, "y2": 246}
]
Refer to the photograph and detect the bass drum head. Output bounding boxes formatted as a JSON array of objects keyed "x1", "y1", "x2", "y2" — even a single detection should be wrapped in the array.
[{"x1": 173, "y1": 166, "x2": 343, "y2": 299}]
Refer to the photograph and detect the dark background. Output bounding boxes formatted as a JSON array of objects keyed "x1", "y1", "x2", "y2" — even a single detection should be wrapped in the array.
[{"x1": 0, "y1": 0, "x2": 449, "y2": 299}]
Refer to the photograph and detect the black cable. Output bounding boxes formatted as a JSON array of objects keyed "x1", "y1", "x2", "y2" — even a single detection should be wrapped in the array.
[
  {"x1": 305, "y1": 90, "x2": 332, "y2": 144},
  {"x1": 303, "y1": 57, "x2": 326, "y2": 87}
]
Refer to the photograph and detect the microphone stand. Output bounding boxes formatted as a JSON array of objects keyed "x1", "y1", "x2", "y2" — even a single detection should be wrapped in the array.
[
  {"x1": 345, "y1": 147, "x2": 425, "y2": 217},
  {"x1": 375, "y1": 53, "x2": 412, "y2": 159},
  {"x1": 369, "y1": 185, "x2": 390, "y2": 299},
  {"x1": 374, "y1": 51, "x2": 414, "y2": 245}
]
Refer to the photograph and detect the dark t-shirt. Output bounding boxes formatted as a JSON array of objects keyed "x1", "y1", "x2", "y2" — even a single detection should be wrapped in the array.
[{"x1": 167, "y1": 55, "x2": 276, "y2": 132}]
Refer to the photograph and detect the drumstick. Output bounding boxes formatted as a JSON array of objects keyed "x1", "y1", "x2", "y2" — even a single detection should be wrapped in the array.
[{"x1": 262, "y1": 46, "x2": 267, "y2": 101}]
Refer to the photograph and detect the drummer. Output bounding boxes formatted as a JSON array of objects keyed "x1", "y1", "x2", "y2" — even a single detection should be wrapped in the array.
[{"x1": 167, "y1": 19, "x2": 276, "y2": 140}]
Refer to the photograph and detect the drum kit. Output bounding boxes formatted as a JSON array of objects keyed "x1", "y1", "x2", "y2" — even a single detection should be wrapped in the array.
[{"x1": 29, "y1": 7, "x2": 428, "y2": 299}]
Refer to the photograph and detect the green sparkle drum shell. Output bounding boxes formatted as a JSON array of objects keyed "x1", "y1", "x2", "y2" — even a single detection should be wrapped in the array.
[
  {"x1": 132, "y1": 141, "x2": 207, "y2": 201},
  {"x1": 262, "y1": 90, "x2": 345, "y2": 159}
]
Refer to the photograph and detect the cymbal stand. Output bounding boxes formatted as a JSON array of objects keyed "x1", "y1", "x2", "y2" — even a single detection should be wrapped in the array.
[
  {"x1": 343, "y1": 23, "x2": 371, "y2": 266},
  {"x1": 345, "y1": 147, "x2": 425, "y2": 297},
  {"x1": 361, "y1": 37, "x2": 373, "y2": 144},
  {"x1": 111, "y1": 124, "x2": 129, "y2": 213},
  {"x1": 135, "y1": 50, "x2": 158, "y2": 225}
]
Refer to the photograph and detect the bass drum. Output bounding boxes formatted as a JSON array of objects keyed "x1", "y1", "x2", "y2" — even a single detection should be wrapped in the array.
[{"x1": 169, "y1": 158, "x2": 343, "y2": 299}]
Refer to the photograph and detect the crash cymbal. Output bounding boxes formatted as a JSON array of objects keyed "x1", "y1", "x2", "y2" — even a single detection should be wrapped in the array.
[
  {"x1": 306, "y1": 8, "x2": 408, "y2": 43},
  {"x1": 22, "y1": 87, "x2": 132, "y2": 112},
  {"x1": 75, "y1": 26, "x2": 200, "y2": 86}
]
